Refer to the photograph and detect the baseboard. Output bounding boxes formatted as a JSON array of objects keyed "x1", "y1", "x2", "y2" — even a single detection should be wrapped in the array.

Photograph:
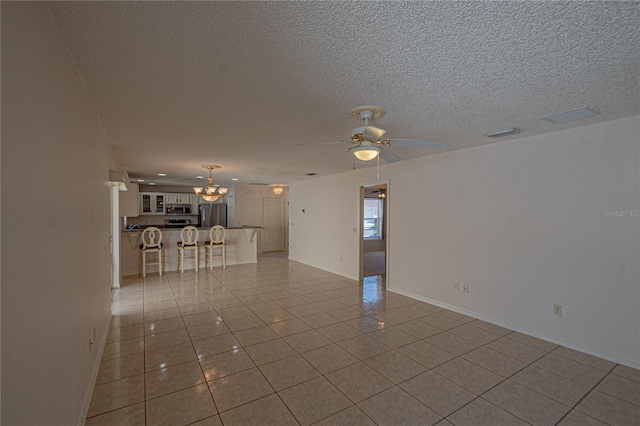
[
  {"x1": 77, "y1": 313, "x2": 112, "y2": 426},
  {"x1": 288, "y1": 257, "x2": 359, "y2": 281},
  {"x1": 388, "y1": 286, "x2": 639, "y2": 370}
]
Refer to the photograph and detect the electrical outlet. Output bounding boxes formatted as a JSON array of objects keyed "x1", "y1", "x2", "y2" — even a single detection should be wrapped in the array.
[
  {"x1": 553, "y1": 304, "x2": 563, "y2": 317},
  {"x1": 463, "y1": 284, "x2": 470, "y2": 293},
  {"x1": 453, "y1": 282, "x2": 460, "y2": 291}
]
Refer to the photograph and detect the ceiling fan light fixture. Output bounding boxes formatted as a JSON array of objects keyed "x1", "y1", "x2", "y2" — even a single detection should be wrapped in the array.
[{"x1": 353, "y1": 145, "x2": 380, "y2": 161}]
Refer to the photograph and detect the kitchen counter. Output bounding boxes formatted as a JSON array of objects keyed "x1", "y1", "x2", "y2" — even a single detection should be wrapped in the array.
[
  {"x1": 123, "y1": 225, "x2": 262, "y2": 231},
  {"x1": 121, "y1": 226, "x2": 260, "y2": 275}
]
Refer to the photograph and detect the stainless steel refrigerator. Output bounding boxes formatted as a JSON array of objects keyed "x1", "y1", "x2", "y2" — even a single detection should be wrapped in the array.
[{"x1": 200, "y1": 203, "x2": 227, "y2": 228}]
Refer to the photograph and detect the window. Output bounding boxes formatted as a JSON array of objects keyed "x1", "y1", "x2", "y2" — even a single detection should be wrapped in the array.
[{"x1": 363, "y1": 198, "x2": 384, "y2": 240}]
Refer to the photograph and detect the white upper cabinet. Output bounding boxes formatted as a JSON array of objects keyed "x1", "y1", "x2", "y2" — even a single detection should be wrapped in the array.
[
  {"x1": 139, "y1": 192, "x2": 165, "y2": 215},
  {"x1": 166, "y1": 193, "x2": 193, "y2": 204}
]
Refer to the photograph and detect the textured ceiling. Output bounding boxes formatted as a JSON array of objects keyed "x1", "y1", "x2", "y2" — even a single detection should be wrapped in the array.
[{"x1": 45, "y1": 1, "x2": 639, "y2": 187}]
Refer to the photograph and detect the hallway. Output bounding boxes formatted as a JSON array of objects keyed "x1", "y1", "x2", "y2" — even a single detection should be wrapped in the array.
[{"x1": 88, "y1": 257, "x2": 639, "y2": 425}]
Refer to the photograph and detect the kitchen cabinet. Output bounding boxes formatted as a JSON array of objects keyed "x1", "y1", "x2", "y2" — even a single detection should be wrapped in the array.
[
  {"x1": 139, "y1": 192, "x2": 165, "y2": 215},
  {"x1": 166, "y1": 193, "x2": 193, "y2": 204}
]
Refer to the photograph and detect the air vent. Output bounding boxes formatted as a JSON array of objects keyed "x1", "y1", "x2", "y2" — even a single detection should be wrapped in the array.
[
  {"x1": 484, "y1": 128, "x2": 521, "y2": 138},
  {"x1": 541, "y1": 107, "x2": 600, "y2": 124},
  {"x1": 305, "y1": 172, "x2": 317, "y2": 176},
  {"x1": 249, "y1": 183, "x2": 269, "y2": 186}
]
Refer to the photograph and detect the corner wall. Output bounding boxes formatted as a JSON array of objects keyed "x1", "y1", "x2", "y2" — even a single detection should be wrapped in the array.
[
  {"x1": 289, "y1": 116, "x2": 640, "y2": 367},
  {"x1": 1, "y1": 3, "x2": 112, "y2": 424},
  {"x1": 234, "y1": 184, "x2": 289, "y2": 253}
]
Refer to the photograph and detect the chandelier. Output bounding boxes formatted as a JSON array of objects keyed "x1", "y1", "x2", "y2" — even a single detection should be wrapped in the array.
[
  {"x1": 194, "y1": 165, "x2": 228, "y2": 202},
  {"x1": 272, "y1": 184, "x2": 284, "y2": 195}
]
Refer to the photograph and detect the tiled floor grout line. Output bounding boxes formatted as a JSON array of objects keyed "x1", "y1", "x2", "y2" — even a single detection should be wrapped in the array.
[
  {"x1": 168, "y1": 272, "x2": 224, "y2": 420},
  {"x1": 424, "y1": 329, "x2": 587, "y2": 425},
  {"x1": 195, "y1": 268, "x2": 381, "y2": 424},
  {"x1": 556, "y1": 364, "x2": 621, "y2": 425},
  {"x1": 93, "y1": 264, "x2": 636, "y2": 425},
  {"x1": 185, "y1": 269, "x2": 299, "y2": 425}
]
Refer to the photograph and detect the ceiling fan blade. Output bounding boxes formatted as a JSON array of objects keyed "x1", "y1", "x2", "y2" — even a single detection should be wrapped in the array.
[
  {"x1": 329, "y1": 147, "x2": 353, "y2": 159},
  {"x1": 363, "y1": 126, "x2": 386, "y2": 141},
  {"x1": 378, "y1": 146, "x2": 401, "y2": 163},
  {"x1": 389, "y1": 139, "x2": 443, "y2": 149},
  {"x1": 296, "y1": 140, "x2": 351, "y2": 146}
]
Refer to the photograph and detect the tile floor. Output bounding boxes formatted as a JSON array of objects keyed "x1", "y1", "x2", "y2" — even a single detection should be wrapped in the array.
[{"x1": 87, "y1": 257, "x2": 640, "y2": 426}]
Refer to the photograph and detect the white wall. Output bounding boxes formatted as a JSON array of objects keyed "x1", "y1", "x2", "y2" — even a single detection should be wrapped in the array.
[
  {"x1": 290, "y1": 116, "x2": 640, "y2": 367},
  {"x1": 235, "y1": 184, "x2": 289, "y2": 252},
  {"x1": 1, "y1": 3, "x2": 112, "y2": 424},
  {"x1": 290, "y1": 175, "x2": 363, "y2": 278}
]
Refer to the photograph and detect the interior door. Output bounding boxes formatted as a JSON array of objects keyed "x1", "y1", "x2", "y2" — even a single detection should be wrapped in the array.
[{"x1": 262, "y1": 197, "x2": 284, "y2": 252}]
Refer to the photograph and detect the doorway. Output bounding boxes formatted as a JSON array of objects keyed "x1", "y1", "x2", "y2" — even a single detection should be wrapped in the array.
[
  {"x1": 360, "y1": 183, "x2": 388, "y2": 282},
  {"x1": 262, "y1": 196, "x2": 284, "y2": 252},
  {"x1": 109, "y1": 183, "x2": 121, "y2": 289}
]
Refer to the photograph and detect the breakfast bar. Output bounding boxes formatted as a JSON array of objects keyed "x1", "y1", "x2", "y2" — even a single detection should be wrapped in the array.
[{"x1": 120, "y1": 226, "x2": 260, "y2": 276}]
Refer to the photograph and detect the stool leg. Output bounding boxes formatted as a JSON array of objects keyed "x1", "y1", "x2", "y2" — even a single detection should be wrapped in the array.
[
  {"x1": 142, "y1": 252, "x2": 146, "y2": 278},
  {"x1": 222, "y1": 246, "x2": 226, "y2": 269},
  {"x1": 195, "y1": 247, "x2": 199, "y2": 272},
  {"x1": 159, "y1": 250, "x2": 163, "y2": 276}
]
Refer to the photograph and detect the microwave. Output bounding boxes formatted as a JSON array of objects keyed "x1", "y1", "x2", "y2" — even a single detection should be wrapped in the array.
[{"x1": 166, "y1": 204, "x2": 192, "y2": 215}]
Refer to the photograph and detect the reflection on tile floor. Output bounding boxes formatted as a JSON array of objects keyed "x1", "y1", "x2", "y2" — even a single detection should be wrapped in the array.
[{"x1": 87, "y1": 257, "x2": 639, "y2": 425}]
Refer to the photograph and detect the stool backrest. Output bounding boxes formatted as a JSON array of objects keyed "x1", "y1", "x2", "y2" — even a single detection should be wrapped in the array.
[
  {"x1": 209, "y1": 225, "x2": 226, "y2": 244},
  {"x1": 141, "y1": 227, "x2": 163, "y2": 249},
  {"x1": 180, "y1": 226, "x2": 199, "y2": 246}
]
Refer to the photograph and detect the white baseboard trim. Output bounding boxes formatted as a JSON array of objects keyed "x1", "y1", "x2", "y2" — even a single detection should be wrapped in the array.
[
  {"x1": 388, "y1": 286, "x2": 639, "y2": 370},
  {"x1": 77, "y1": 313, "x2": 112, "y2": 426},
  {"x1": 287, "y1": 257, "x2": 359, "y2": 281}
]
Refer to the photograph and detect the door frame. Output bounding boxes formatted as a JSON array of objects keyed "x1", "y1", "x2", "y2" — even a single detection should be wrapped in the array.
[
  {"x1": 109, "y1": 183, "x2": 121, "y2": 288},
  {"x1": 359, "y1": 180, "x2": 390, "y2": 288}
]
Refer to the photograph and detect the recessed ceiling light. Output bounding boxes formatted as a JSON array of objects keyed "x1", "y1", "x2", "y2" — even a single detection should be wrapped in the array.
[
  {"x1": 158, "y1": 173, "x2": 166, "y2": 176},
  {"x1": 232, "y1": 178, "x2": 238, "y2": 181},
  {"x1": 196, "y1": 175, "x2": 204, "y2": 179},
  {"x1": 149, "y1": 182, "x2": 156, "y2": 185},
  {"x1": 136, "y1": 179, "x2": 145, "y2": 182},
  {"x1": 541, "y1": 107, "x2": 600, "y2": 124},
  {"x1": 484, "y1": 128, "x2": 521, "y2": 138}
]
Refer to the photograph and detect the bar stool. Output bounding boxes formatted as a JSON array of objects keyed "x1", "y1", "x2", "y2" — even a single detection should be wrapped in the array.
[
  {"x1": 177, "y1": 225, "x2": 199, "y2": 273},
  {"x1": 205, "y1": 225, "x2": 226, "y2": 270},
  {"x1": 138, "y1": 227, "x2": 164, "y2": 278}
]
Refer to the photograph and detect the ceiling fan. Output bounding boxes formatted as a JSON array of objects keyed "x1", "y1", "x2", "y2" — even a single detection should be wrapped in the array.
[{"x1": 323, "y1": 105, "x2": 443, "y2": 163}]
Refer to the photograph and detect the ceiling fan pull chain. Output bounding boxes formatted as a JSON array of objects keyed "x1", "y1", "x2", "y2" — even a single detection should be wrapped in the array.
[{"x1": 377, "y1": 154, "x2": 380, "y2": 179}]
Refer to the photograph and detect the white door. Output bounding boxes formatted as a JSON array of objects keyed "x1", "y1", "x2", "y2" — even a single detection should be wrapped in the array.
[{"x1": 262, "y1": 197, "x2": 284, "y2": 252}]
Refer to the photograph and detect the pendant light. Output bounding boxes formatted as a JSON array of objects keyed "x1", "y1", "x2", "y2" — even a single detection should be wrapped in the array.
[{"x1": 194, "y1": 165, "x2": 228, "y2": 202}]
